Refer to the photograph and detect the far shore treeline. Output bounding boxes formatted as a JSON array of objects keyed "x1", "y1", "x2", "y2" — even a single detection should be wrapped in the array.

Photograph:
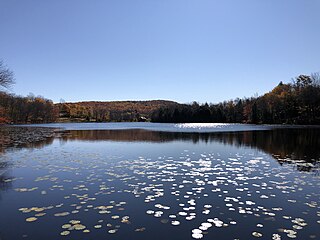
[
  {"x1": 152, "y1": 73, "x2": 320, "y2": 124},
  {"x1": 0, "y1": 67, "x2": 320, "y2": 125}
]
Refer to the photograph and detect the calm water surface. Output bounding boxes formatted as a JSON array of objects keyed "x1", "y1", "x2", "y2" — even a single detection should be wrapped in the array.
[
  {"x1": 0, "y1": 124, "x2": 319, "y2": 240},
  {"x1": 17, "y1": 122, "x2": 277, "y2": 132}
]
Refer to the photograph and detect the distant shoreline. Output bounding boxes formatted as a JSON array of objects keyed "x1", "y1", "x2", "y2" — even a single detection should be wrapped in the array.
[
  {"x1": 2, "y1": 74, "x2": 320, "y2": 125},
  {"x1": 6, "y1": 121, "x2": 320, "y2": 127}
]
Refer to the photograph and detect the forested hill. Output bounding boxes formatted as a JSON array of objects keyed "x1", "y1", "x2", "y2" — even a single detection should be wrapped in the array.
[
  {"x1": 56, "y1": 100, "x2": 179, "y2": 122},
  {"x1": 0, "y1": 96, "x2": 179, "y2": 123},
  {"x1": 151, "y1": 74, "x2": 320, "y2": 125},
  {"x1": 1, "y1": 73, "x2": 319, "y2": 124}
]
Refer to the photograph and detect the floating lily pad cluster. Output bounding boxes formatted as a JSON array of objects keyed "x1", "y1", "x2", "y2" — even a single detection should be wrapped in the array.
[{"x1": 2, "y1": 142, "x2": 319, "y2": 239}]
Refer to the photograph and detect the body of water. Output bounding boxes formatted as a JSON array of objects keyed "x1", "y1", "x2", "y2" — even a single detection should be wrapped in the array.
[
  {"x1": 17, "y1": 122, "x2": 284, "y2": 132},
  {"x1": 0, "y1": 123, "x2": 319, "y2": 240}
]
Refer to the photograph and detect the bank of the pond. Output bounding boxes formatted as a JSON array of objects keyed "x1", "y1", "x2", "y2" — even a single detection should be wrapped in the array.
[{"x1": 0, "y1": 125, "x2": 62, "y2": 152}]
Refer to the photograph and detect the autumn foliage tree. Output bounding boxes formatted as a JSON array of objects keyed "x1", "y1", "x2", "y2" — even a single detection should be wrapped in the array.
[
  {"x1": 151, "y1": 73, "x2": 320, "y2": 125},
  {"x1": 0, "y1": 92, "x2": 57, "y2": 124}
]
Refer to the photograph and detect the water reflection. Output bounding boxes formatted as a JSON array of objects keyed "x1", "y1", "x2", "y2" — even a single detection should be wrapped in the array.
[
  {"x1": 0, "y1": 162, "x2": 12, "y2": 201},
  {"x1": 58, "y1": 129, "x2": 320, "y2": 172},
  {"x1": 0, "y1": 127, "x2": 319, "y2": 240},
  {"x1": 0, "y1": 127, "x2": 55, "y2": 154},
  {"x1": 1, "y1": 127, "x2": 320, "y2": 173}
]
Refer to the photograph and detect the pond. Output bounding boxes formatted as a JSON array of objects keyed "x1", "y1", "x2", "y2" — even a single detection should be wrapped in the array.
[
  {"x1": 16, "y1": 122, "x2": 286, "y2": 132},
  {"x1": 0, "y1": 123, "x2": 319, "y2": 240}
]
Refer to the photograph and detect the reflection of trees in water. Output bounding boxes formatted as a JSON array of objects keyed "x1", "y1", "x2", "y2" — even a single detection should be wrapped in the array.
[
  {"x1": 0, "y1": 174, "x2": 12, "y2": 192},
  {"x1": 0, "y1": 126, "x2": 56, "y2": 194},
  {"x1": 3, "y1": 127, "x2": 318, "y2": 163},
  {"x1": 62, "y1": 129, "x2": 320, "y2": 172},
  {"x1": 0, "y1": 161, "x2": 12, "y2": 198},
  {"x1": 12, "y1": 137, "x2": 54, "y2": 152},
  {"x1": 210, "y1": 129, "x2": 320, "y2": 174},
  {"x1": 0, "y1": 127, "x2": 319, "y2": 176},
  {"x1": 208, "y1": 129, "x2": 320, "y2": 161}
]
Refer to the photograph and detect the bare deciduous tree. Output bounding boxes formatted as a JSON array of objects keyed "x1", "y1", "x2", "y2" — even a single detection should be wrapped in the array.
[
  {"x1": 0, "y1": 60, "x2": 15, "y2": 89},
  {"x1": 311, "y1": 72, "x2": 320, "y2": 86}
]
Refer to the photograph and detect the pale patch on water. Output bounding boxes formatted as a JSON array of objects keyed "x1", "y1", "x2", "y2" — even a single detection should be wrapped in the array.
[{"x1": 175, "y1": 123, "x2": 231, "y2": 129}]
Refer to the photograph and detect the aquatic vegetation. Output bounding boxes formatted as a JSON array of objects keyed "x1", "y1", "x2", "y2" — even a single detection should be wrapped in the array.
[
  {"x1": 0, "y1": 130, "x2": 319, "y2": 240},
  {"x1": 25, "y1": 217, "x2": 37, "y2": 222},
  {"x1": 60, "y1": 231, "x2": 70, "y2": 236}
]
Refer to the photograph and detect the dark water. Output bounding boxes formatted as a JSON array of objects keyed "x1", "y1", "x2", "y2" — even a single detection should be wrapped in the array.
[{"x1": 0, "y1": 126, "x2": 319, "y2": 240}]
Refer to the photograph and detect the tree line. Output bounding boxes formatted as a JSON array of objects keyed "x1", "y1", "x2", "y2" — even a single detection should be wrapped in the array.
[
  {"x1": 0, "y1": 61, "x2": 57, "y2": 124},
  {"x1": 1, "y1": 59, "x2": 320, "y2": 125},
  {"x1": 0, "y1": 92, "x2": 57, "y2": 123},
  {"x1": 56, "y1": 100, "x2": 177, "y2": 122},
  {"x1": 151, "y1": 73, "x2": 320, "y2": 124},
  {"x1": 58, "y1": 102, "x2": 142, "y2": 122}
]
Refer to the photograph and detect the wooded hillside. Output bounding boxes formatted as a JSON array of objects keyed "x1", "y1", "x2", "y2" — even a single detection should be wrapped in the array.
[
  {"x1": 151, "y1": 73, "x2": 320, "y2": 124},
  {"x1": 56, "y1": 100, "x2": 178, "y2": 122},
  {"x1": 1, "y1": 72, "x2": 319, "y2": 125},
  {"x1": 0, "y1": 96, "x2": 178, "y2": 123},
  {"x1": 0, "y1": 92, "x2": 57, "y2": 124}
]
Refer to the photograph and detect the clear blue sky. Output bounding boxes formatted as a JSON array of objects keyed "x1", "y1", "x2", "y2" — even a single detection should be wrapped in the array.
[{"x1": 0, "y1": 0, "x2": 319, "y2": 103}]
